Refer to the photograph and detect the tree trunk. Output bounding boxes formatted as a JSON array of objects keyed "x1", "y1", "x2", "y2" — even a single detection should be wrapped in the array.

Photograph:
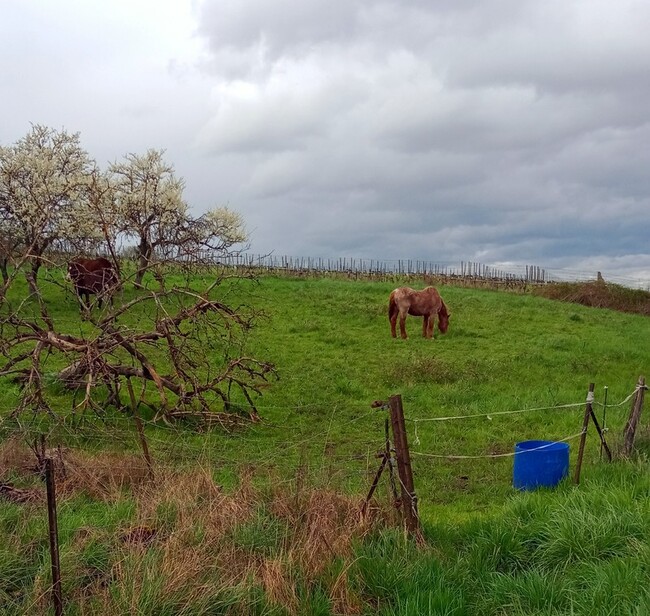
[
  {"x1": 134, "y1": 239, "x2": 152, "y2": 288},
  {"x1": 26, "y1": 256, "x2": 42, "y2": 296},
  {"x1": 0, "y1": 257, "x2": 8, "y2": 284}
]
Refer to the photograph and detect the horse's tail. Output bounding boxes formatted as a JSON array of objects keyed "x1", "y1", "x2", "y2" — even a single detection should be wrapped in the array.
[
  {"x1": 388, "y1": 292, "x2": 398, "y2": 321},
  {"x1": 438, "y1": 298, "x2": 450, "y2": 333}
]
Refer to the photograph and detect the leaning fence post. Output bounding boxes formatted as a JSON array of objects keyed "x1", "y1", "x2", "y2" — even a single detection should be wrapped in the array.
[
  {"x1": 574, "y1": 383, "x2": 595, "y2": 485},
  {"x1": 388, "y1": 394, "x2": 421, "y2": 538},
  {"x1": 45, "y1": 457, "x2": 63, "y2": 616},
  {"x1": 588, "y1": 399, "x2": 612, "y2": 462},
  {"x1": 361, "y1": 452, "x2": 388, "y2": 516},
  {"x1": 623, "y1": 376, "x2": 647, "y2": 458}
]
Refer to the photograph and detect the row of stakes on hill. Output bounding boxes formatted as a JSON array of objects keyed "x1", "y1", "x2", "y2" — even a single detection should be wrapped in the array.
[
  {"x1": 189, "y1": 252, "x2": 550, "y2": 282},
  {"x1": 364, "y1": 378, "x2": 647, "y2": 539}
]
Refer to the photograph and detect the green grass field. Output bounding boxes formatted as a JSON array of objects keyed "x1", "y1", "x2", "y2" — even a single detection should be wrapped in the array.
[{"x1": 1, "y1": 272, "x2": 650, "y2": 614}]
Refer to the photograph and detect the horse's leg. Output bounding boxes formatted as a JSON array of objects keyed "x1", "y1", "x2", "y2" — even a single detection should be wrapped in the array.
[
  {"x1": 389, "y1": 295, "x2": 399, "y2": 338},
  {"x1": 428, "y1": 314, "x2": 435, "y2": 338},
  {"x1": 399, "y1": 310, "x2": 408, "y2": 339},
  {"x1": 422, "y1": 315, "x2": 429, "y2": 338},
  {"x1": 390, "y1": 313, "x2": 398, "y2": 338}
]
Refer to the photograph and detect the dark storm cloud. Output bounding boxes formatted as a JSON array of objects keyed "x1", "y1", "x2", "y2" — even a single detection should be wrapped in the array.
[{"x1": 192, "y1": 0, "x2": 650, "y2": 282}]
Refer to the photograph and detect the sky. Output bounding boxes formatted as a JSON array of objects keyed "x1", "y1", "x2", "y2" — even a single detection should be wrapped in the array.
[{"x1": 2, "y1": 0, "x2": 649, "y2": 285}]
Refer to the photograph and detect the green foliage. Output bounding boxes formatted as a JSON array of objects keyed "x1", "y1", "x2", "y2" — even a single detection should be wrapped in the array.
[
  {"x1": 2, "y1": 273, "x2": 650, "y2": 614},
  {"x1": 0, "y1": 544, "x2": 40, "y2": 607},
  {"x1": 353, "y1": 531, "x2": 465, "y2": 615},
  {"x1": 230, "y1": 507, "x2": 290, "y2": 557}
]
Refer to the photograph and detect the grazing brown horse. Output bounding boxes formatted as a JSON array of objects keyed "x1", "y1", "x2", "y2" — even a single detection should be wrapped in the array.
[
  {"x1": 388, "y1": 286, "x2": 449, "y2": 339},
  {"x1": 67, "y1": 257, "x2": 119, "y2": 309}
]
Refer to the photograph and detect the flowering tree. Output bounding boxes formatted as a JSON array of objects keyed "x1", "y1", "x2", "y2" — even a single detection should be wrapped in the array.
[
  {"x1": 191, "y1": 207, "x2": 248, "y2": 253},
  {"x1": 0, "y1": 130, "x2": 274, "y2": 427},
  {"x1": 109, "y1": 150, "x2": 247, "y2": 285},
  {"x1": 0, "y1": 125, "x2": 98, "y2": 294}
]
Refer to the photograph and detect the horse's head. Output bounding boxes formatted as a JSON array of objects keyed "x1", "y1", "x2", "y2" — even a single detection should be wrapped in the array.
[
  {"x1": 438, "y1": 302, "x2": 450, "y2": 334},
  {"x1": 65, "y1": 261, "x2": 79, "y2": 282}
]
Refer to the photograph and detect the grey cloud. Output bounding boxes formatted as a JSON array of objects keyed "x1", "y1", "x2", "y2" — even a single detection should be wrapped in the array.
[
  {"x1": 3, "y1": 0, "x2": 648, "y2": 284},
  {"x1": 198, "y1": 66, "x2": 366, "y2": 155},
  {"x1": 441, "y1": 3, "x2": 650, "y2": 94},
  {"x1": 197, "y1": 0, "x2": 364, "y2": 66}
]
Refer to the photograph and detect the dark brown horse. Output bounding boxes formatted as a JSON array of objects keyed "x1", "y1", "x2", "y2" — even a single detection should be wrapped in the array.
[
  {"x1": 388, "y1": 286, "x2": 449, "y2": 339},
  {"x1": 67, "y1": 257, "x2": 119, "y2": 309}
]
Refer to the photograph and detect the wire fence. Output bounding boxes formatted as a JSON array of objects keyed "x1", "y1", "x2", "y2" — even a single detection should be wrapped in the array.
[
  {"x1": 1, "y1": 384, "x2": 641, "y2": 492},
  {"x1": 405, "y1": 384, "x2": 642, "y2": 459},
  {"x1": 411, "y1": 430, "x2": 587, "y2": 460}
]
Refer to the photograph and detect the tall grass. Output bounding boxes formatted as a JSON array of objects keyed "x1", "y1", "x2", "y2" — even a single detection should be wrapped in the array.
[
  {"x1": 2, "y1": 439, "x2": 650, "y2": 614},
  {"x1": 2, "y1": 273, "x2": 650, "y2": 614}
]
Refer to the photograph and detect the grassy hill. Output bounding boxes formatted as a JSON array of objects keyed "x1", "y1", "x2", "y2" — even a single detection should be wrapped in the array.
[{"x1": 1, "y1": 273, "x2": 650, "y2": 614}]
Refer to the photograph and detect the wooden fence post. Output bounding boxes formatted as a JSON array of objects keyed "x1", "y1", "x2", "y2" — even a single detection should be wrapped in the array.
[
  {"x1": 385, "y1": 416, "x2": 399, "y2": 507},
  {"x1": 623, "y1": 376, "x2": 647, "y2": 458},
  {"x1": 574, "y1": 383, "x2": 595, "y2": 485},
  {"x1": 388, "y1": 394, "x2": 421, "y2": 537},
  {"x1": 126, "y1": 378, "x2": 154, "y2": 480},
  {"x1": 45, "y1": 457, "x2": 63, "y2": 616}
]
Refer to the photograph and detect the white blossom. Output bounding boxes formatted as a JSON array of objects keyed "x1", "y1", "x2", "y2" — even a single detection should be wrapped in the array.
[{"x1": 0, "y1": 125, "x2": 98, "y2": 267}]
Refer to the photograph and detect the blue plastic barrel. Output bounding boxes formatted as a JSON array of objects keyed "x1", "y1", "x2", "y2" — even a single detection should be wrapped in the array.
[{"x1": 512, "y1": 440, "x2": 569, "y2": 490}]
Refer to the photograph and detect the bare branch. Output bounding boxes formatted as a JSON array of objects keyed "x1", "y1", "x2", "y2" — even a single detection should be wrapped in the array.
[{"x1": 1, "y1": 128, "x2": 271, "y2": 428}]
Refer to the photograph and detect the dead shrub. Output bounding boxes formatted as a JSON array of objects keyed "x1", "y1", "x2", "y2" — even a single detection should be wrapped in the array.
[
  {"x1": 268, "y1": 487, "x2": 380, "y2": 576},
  {"x1": 58, "y1": 450, "x2": 151, "y2": 499},
  {"x1": 534, "y1": 281, "x2": 650, "y2": 315},
  {"x1": 259, "y1": 557, "x2": 299, "y2": 612},
  {"x1": 0, "y1": 436, "x2": 36, "y2": 479}
]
